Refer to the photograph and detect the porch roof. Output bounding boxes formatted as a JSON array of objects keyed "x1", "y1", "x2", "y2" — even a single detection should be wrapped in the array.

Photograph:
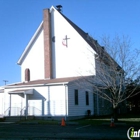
[{"x1": 8, "y1": 89, "x2": 33, "y2": 94}]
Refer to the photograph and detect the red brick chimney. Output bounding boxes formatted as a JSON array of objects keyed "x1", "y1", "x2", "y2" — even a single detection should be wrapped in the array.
[{"x1": 43, "y1": 9, "x2": 52, "y2": 79}]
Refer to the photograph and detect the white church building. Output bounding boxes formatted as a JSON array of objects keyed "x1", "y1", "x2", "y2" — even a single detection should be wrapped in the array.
[{"x1": 0, "y1": 6, "x2": 113, "y2": 120}]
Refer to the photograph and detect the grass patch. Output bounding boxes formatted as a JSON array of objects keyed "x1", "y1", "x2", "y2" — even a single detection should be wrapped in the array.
[
  {"x1": 36, "y1": 120, "x2": 58, "y2": 125},
  {"x1": 73, "y1": 118, "x2": 110, "y2": 125},
  {"x1": 118, "y1": 118, "x2": 140, "y2": 125},
  {"x1": 72, "y1": 114, "x2": 140, "y2": 126},
  {"x1": 119, "y1": 118, "x2": 140, "y2": 122},
  {"x1": 117, "y1": 114, "x2": 140, "y2": 125},
  {"x1": 17, "y1": 114, "x2": 140, "y2": 126}
]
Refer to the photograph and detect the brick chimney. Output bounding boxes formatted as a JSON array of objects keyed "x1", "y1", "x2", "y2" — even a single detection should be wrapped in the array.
[{"x1": 43, "y1": 9, "x2": 52, "y2": 79}]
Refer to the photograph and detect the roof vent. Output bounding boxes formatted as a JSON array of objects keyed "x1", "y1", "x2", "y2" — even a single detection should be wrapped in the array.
[{"x1": 56, "y1": 5, "x2": 62, "y2": 12}]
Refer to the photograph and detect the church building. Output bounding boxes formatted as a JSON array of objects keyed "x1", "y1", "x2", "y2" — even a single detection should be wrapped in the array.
[{"x1": 0, "y1": 6, "x2": 113, "y2": 120}]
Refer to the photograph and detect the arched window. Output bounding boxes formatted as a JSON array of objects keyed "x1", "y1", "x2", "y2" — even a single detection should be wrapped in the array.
[{"x1": 25, "y1": 68, "x2": 30, "y2": 82}]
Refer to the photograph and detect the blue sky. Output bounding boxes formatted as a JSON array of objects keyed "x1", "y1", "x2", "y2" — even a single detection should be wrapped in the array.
[{"x1": 0, "y1": 0, "x2": 140, "y2": 86}]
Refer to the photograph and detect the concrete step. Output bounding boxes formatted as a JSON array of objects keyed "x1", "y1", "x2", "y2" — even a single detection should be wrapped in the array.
[{"x1": 4, "y1": 116, "x2": 22, "y2": 122}]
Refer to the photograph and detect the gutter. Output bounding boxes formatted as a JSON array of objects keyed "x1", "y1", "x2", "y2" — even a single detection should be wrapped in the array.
[{"x1": 4, "y1": 82, "x2": 69, "y2": 89}]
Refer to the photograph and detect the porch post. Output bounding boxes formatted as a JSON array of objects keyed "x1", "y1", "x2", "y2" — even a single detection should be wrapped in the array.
[
  {"x1": 42, "y1": 99, "x2": 45, "y2": 116},
  {"x1": 9, "y1": 94, "x2": 11, "y2": 116},
  {"x1": 47, "y1": 86, "x2": 50, "y2": 115},
  {"x1": 24, "y1": 94, "x2": 28, "y2": 119}
]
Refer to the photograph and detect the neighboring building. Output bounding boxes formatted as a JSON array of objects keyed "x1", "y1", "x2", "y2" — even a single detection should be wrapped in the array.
[{"x1": 0, "y1": 6, "x2": 113, "y2": 119}]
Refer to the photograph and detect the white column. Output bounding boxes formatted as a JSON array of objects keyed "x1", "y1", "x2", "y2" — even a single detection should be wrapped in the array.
[
  {"x1": 9, "y1": 94, "x2": 11, "y2": 116},
  {"x1": 42, "y1": 99, "x2": 45, "y2": 116},
  {"x1": 24, "y1": 94, "x2": 28, "y2": 119},
  {"x1": 47, "y1": 86, "x2": 50, "y2": 115}
]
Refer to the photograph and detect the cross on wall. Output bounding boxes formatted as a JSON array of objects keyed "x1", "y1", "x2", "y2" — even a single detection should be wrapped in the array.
[{"x1": 62, "y1": 35, "x2": 70, "y2": 47}]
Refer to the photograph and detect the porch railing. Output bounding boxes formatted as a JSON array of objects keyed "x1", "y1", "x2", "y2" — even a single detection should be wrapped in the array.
[
  {"x1": 4, "y1": 106, "x2": 42, "y2": 116},
  {"x1": 4, "y1": 107, "x2": 10, "y2": 116},
  {"x1": 28, "y1": 106, "x2": 42, "y2": 116},
  {"x1": 20, "y1": 107, "x2": 26, "y2": 116},
  {"x1": 4, "y1": 107, "x2": 21, "y2": 116}
]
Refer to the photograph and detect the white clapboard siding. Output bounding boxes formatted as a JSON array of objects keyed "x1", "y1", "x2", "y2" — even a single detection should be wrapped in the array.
[
  {"x1": 67, "y1": 81, "x2": 94, "y2": 116},
  {"x1": 21, "y1": 25, "x2": 45, "y2": 82},
  {"x1": 49, "y1": 85, "x2": 66, "y2": 116},
  {"x1": 0, "y1": 93, "x2": 4, "y2": 116}
]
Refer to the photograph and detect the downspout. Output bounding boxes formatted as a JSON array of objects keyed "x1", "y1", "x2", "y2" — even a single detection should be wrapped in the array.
[
  {"x1": 64, "y1": 84, "x2": 68, "y2": 121},
  {"x1": 9, "y1": 94, "x2": 11, "y2": 116}
]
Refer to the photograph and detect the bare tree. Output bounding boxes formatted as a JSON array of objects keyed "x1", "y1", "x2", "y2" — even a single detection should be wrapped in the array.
[{"x1": 78, "y1": 35, "x2": 140, "y2": 121}]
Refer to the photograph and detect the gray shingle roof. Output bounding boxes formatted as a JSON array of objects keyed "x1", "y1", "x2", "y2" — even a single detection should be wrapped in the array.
[{"x1": 6, "y1": 76, "x2": 83, "y2": 87}]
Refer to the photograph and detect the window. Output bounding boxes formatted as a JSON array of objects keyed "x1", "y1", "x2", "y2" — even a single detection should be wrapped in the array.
[
  {"x1": 25, "y1": 68, "x2": 30, "y2": 81},
  {"x1": 74, "y1": 89, "x2": 78, "y2": 105},
  {"x1": 86, "y1": 91, "x2": 89, "y2": 105}
]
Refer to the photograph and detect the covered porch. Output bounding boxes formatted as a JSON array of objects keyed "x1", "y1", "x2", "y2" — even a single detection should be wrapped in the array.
[{"x1": 7, "y1": 89, "x2": 45, "y2": 118}]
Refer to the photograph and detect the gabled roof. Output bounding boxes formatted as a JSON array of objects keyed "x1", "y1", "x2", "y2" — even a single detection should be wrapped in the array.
[
  {"x1": 17, "y1": 5, "x2": 120, "y2": 70},
  {"x1": 17, "y1": 6, "x2": 98, "y2": 65}
]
